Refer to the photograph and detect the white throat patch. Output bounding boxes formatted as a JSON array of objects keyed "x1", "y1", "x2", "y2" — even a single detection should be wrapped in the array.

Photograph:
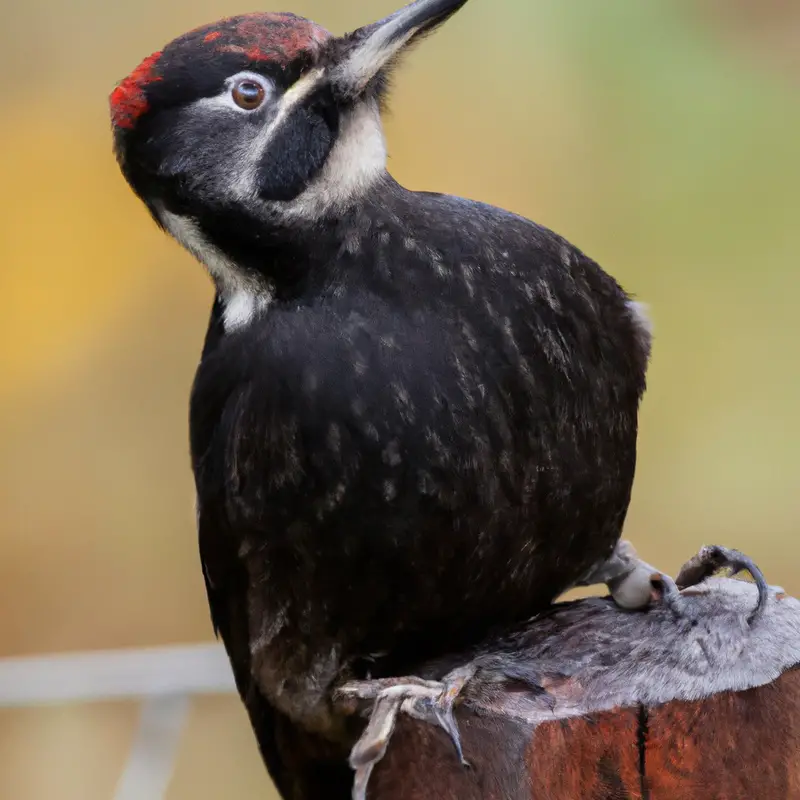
[
  {"x1": 221, "y1": 287, "x2": 273, "y2": 332},
  {"x1": 158, "y1": 208, "x2": 273, "y2": 332},
  {"x1": 281, "y1": 100, "x2": 388, "y2": 221}
]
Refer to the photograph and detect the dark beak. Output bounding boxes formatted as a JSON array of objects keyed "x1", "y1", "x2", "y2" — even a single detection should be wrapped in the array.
[{"x1": 331, "y1": 0, "x2": 470, "y2": 98}]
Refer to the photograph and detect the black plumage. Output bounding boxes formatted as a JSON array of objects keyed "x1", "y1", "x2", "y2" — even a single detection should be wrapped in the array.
[{"x1": 109, "y1": 1, "x2": 652, "y2": 796}]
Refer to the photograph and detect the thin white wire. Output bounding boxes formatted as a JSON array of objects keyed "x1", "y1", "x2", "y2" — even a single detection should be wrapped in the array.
[
  {"x1": 113, "y1": 694, "x2": 190, "y2": 800},
  {"x1": 0, "y1": 643, "x2": 236, "y2": 707},
  {"x1": 0, "y1": 644, "x2": 238, "y2": 800}
]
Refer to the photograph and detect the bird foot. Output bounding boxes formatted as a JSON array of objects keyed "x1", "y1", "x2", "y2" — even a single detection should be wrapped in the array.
[
  {"x1": 673, "y1": 544, "x2": 770, "y2": 624},
  {"x1": 579, "y1": 540, "x2": 770, "y2": 624},
  {"x1": 335, "y1": 665, "x2": 475, "y2": 800},
  {"x1": 577, "y1": 539, "x2": 662, "y2": 610}
]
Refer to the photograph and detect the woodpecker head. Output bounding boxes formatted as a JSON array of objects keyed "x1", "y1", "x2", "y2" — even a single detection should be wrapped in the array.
[{"x1": 110, "y1": 0, "x2": 469, "y2": 302}]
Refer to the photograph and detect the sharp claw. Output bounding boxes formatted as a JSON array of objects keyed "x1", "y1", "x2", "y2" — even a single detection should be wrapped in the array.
[
  {"x1": 651, "y1": 571, "x2": 680, "y2": 600},
  {"x1": 431, "y1": 666, "x2": 474, "y2": 766},
  {"x1": 339, "y1": 665, "x2": 475, "y2": 798},
  {"x1": 649, "y1": 571, "x2": 685, "y2": 614},
  {"x1": 676, "y1": 545, "x2": 770, "y2": 625},
  {"x1": 433, "y1": 700, "x2": 465, "y2": 764}
]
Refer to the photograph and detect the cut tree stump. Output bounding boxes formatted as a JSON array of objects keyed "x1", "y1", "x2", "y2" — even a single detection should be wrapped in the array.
[{"x1": 363, "y1": 577, "x2": 800, "y2": 799}]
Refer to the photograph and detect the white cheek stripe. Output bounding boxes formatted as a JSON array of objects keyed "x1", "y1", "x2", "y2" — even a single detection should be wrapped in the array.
[
  {"x1": 333, "y1": 23, "x2": 419, "y2": 94},
  {"x1": 158, "y1": 207, "x2": 272, "y2": 332},
  {"x1": 152, "y1": 73, "x2": 388, "y2": 331},
  {"x1": 282, "y1": 101, "x2": 388, "y2": 220},
  {"x1": 248, "y1": 68, "x2": 326, "y2": 161},
  {"x1": 220, "y1": 67, "x2": 327, "y2": 204},
  {"x1": 183, "y1": 65, "x2": 388, "y2": 217}
]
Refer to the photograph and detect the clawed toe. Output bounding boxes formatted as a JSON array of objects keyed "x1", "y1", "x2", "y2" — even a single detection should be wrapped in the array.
[
  {"x1": 648, "y1": 571, "x2": 685, "y2": 613},
  {"x1": 347, "y1": 693, "x2": 402, "y2": 800},
  {"x1": 336, "y1": 666, "x2": 475, "y2": 799},
  {"x1": 580, "y1": 540, "x2": 770, "y2": 625},
  {"x1": 676, "y1": 545, "x2": 769, "y2": 624},
  {"x1": 410, "y1": 665, "x2": 473, "y2": 765},
  {"x1": 337, "y1": 543, "x2": 769, "y2": 799}
]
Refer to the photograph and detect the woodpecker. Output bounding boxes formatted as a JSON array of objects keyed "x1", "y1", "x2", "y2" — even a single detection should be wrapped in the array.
[{"x1": 110, "y1": 1, "x2": 655, "y2": 797}]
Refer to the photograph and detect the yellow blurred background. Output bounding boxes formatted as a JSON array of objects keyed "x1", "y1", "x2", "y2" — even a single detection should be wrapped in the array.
[{"x1": 1, "y1": 0, "x2": 798, "y2": 797}]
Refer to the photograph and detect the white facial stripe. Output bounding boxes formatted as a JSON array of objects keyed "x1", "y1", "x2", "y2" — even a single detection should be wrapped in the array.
[
  {"x1": 180, "y1": 63, "x2": 387, "y2": 216},
  {"x1": 282, "y1": 101, "x2": 387, "y2": 220},
  {"x1": 334, "y1": 21, "x2": 420, "y2": 94},
  {"x1": 159, "y1": 209, "x2": 241, "y2": 290},
  {"x1": 158, "y1": 208, "x2": 272, "y2": 332},
  {"x1": 185, "y1": 69, "x2": 323, "y2": 203},
  {"x1": 248, "y1": 67, "x2": 325, "y2": 158},
  {"x1": 282, "y1": 66, "x2": 326, "y2": 105},
  {"x1": 215, "y1": 67, "x2": 326, "y2": 204}
]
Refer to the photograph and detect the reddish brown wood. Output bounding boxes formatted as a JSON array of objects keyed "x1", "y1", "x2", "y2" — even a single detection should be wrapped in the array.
[
  {"x1": 526, "y1": 708, "x2": 643, "y2": 800},
  {"x1": 369, "y1": 709, "x2": 534, "y2": 799},
  {"x1": 642, "y1": 670, "x2": 800, "y2": 800},
  {"x1": 371, "y1": 668, "x2": 800, "y2": 799}
]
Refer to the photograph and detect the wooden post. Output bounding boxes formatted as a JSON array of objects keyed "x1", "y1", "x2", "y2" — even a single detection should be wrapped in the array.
[{"x1": 363, "y1": 577, "x2": 800, "y2": 799}]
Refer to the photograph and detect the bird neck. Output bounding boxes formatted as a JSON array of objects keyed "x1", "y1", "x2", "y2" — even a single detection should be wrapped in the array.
[{"x1": 159, "y1": 169, "x2": 417, "y2": 333}]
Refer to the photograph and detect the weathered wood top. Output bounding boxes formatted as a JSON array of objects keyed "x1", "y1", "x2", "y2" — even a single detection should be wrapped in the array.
[{"x1": 368, "y1": 577, "x2": 800, "y2": 799}]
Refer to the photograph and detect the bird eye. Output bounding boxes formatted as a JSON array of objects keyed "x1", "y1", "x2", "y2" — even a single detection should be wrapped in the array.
[{"x1": 231, "y1": 78, "x2": 266, "y2": 111}]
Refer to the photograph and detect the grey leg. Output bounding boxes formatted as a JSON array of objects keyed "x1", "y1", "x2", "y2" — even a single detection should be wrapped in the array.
[
  {"x1": 576, "y1": 539, "x2": 661, "y2": 610},
  {"x1": 335, "y1": 665, "x2": 475, "y2": 800}
]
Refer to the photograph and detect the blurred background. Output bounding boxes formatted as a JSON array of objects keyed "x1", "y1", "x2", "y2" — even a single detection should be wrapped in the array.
[{"x1": 1, "y1": 0, "x2": 798, "y2": 797}]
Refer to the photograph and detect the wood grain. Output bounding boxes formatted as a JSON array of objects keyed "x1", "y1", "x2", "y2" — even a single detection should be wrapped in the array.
[{"x1": 371, "y1": 669, "x2": 800, "y2": 799}]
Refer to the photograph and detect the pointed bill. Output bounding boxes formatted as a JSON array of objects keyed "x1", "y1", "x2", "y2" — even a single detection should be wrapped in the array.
[{"x1": 331, "y1": 0, "x2": 470, "y2": 98}]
